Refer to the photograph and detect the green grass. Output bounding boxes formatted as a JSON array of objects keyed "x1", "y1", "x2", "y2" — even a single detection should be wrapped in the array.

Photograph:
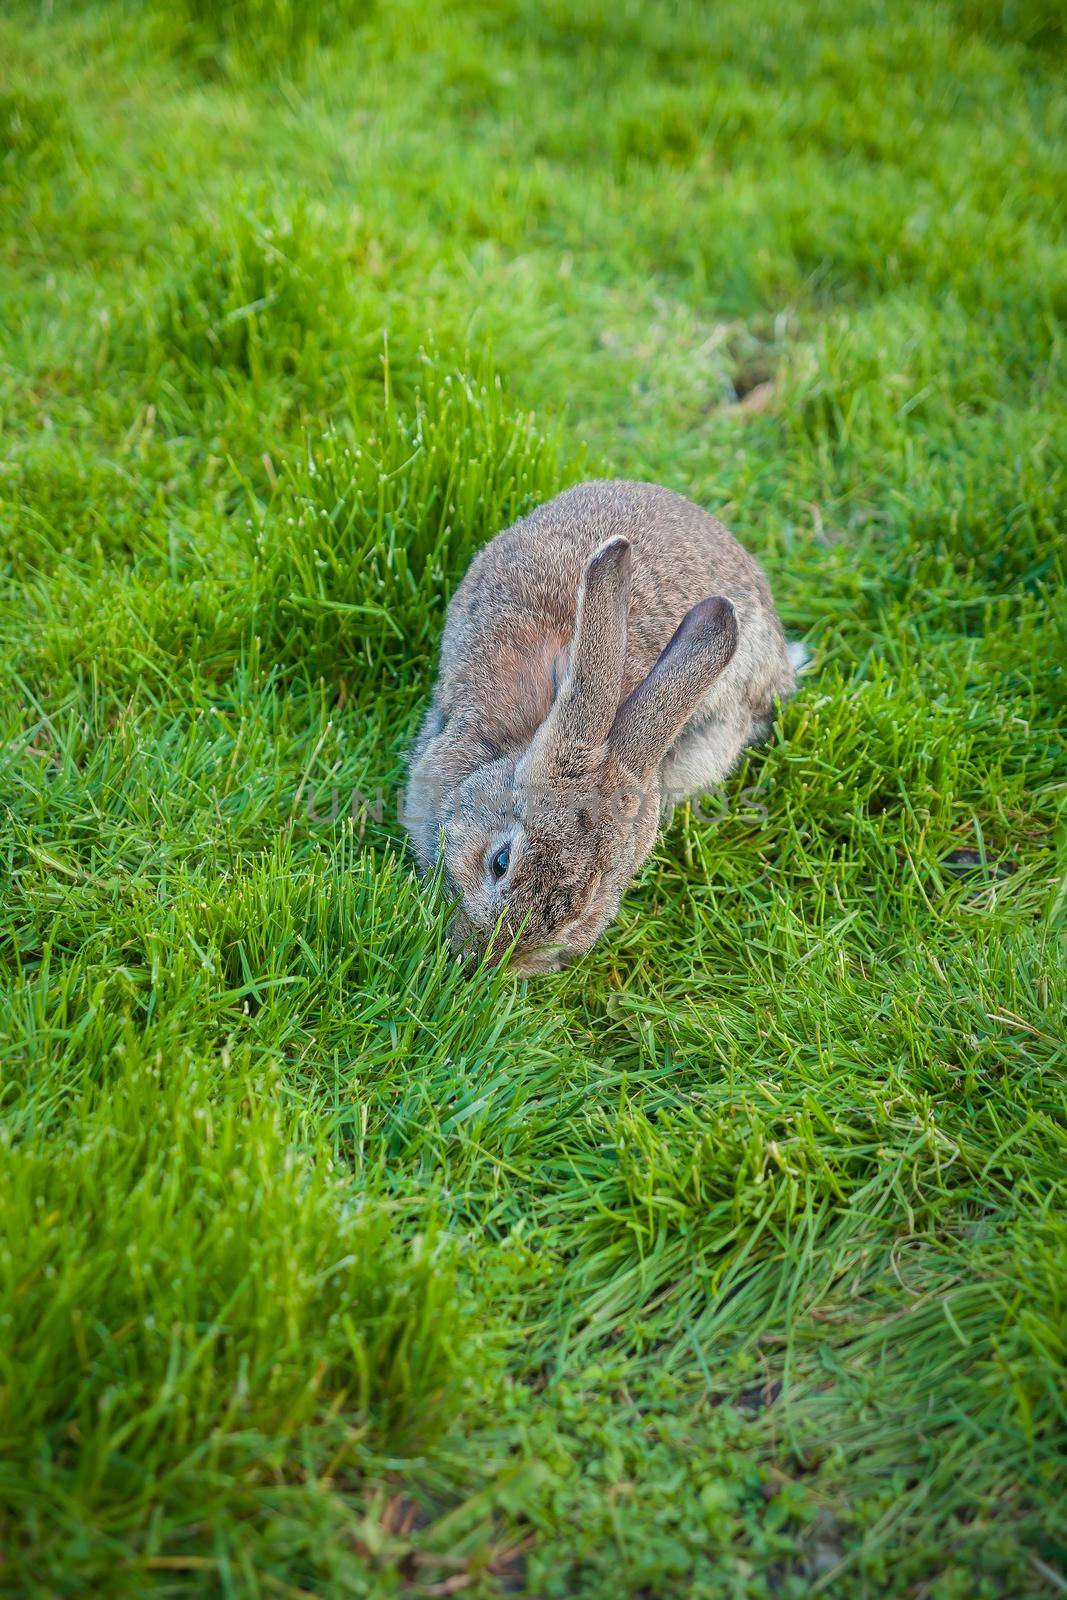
[{"x1": 1, "y1": 0, "x2": 1065, "y2": 1594}]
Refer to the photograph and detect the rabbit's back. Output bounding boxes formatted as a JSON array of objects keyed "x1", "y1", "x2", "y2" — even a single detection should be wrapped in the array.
[
  {"x1": 438, "y1": 480, "x2": 789, "y2": 714},
  {"x1": 407, "y1": 478, "x2": 798, "y2": 879}
]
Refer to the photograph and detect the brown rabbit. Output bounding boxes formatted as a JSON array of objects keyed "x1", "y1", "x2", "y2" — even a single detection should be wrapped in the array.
[{"x1": 404, "y1": 480, "x2": 801, "y2": 975}]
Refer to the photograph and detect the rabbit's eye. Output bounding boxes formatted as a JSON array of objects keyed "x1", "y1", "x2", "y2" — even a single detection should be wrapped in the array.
[{"x1": 491, "y1": 845, "x2": 510, "y2": 881}]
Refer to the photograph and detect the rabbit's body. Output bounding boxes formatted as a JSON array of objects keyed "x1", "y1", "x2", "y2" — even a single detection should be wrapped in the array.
[{"x1": 406, "y1": 480, "x2": 797, "y2": 973}]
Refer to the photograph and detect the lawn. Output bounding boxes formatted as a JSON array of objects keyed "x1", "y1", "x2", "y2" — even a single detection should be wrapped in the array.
[{"x1": 1, "y1": 0, "x2": 1065, "y2": 1594}]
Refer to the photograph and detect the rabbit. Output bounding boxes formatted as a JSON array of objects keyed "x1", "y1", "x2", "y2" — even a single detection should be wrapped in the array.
[{"x1": 404, "y1": 479, "x2": 800, "y2": 976}]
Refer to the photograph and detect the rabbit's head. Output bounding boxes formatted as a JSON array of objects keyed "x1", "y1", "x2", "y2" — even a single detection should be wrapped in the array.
[{"x1": 432, "y1": 537, "x2": 738, "y2": 974}]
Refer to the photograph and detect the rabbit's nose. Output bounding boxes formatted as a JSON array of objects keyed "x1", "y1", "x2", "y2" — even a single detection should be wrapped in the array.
[
  {"x1": 454, "y1": 938, "x2": 506, "y2": 978},
  {"x1": 446, "y1": 910, "x2": 492, "y2": 974}
]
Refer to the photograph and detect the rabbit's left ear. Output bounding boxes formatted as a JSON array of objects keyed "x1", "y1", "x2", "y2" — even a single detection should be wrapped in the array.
[
  {"x1": 545, "y1": 536, "x2": 631, "y2": 748},
  {"x1": 609, "y1": 595, "x2": 738, "y2": 779}
]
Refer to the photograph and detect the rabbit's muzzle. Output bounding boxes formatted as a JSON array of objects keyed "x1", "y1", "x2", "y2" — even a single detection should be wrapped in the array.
[{"x1": 447, "y1": 907, "x2": 568, "y2": 977}]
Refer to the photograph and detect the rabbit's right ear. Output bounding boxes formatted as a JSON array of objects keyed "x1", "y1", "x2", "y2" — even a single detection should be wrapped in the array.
[
  {"x1": 544, "y1": 536, "x2": 631, "y2": 749},
  {"x1": 609, "y1": 595, "x2": 738, "y2": 780}
]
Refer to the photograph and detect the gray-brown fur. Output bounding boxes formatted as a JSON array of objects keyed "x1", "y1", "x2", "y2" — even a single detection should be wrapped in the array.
[{"x1": 405, "y1": 479, "x2": 797, "y2": 974}]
